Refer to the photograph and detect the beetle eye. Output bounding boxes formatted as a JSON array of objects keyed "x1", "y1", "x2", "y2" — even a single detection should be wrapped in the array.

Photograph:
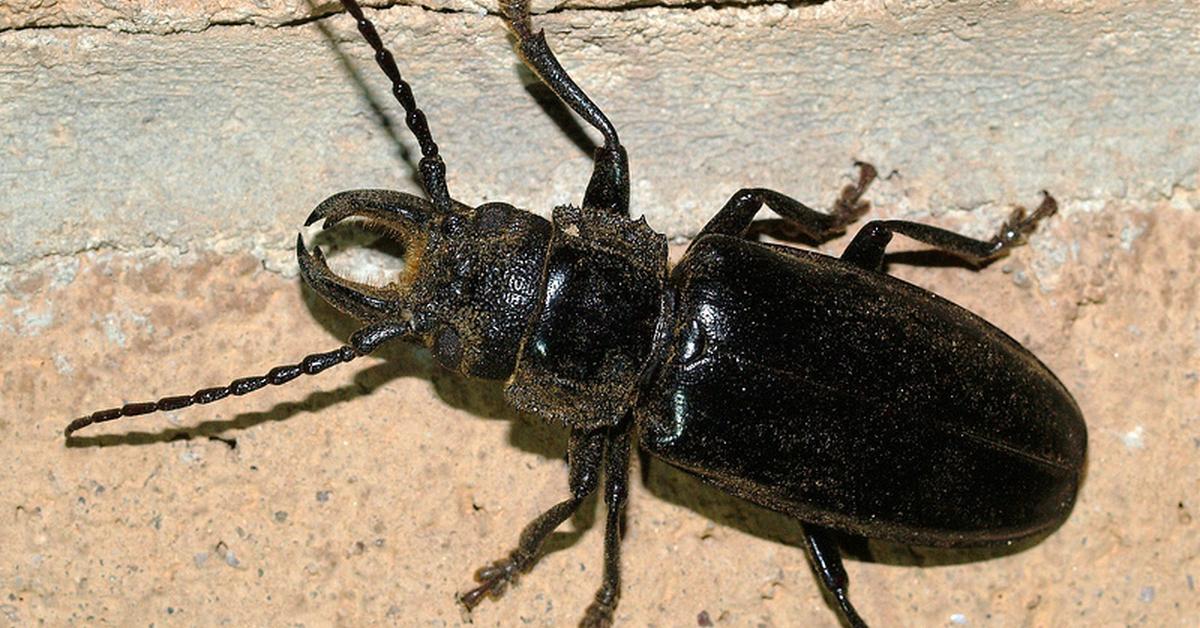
[
  {"x1": 441, "y1": 213, "x2": 469, "y2": 237},
  {"x1": 433, "y1": 326, "x2": 464, "y2": 369},
  {"x1": 676, "y1": 319, "x2": 706, "y2": 365}
]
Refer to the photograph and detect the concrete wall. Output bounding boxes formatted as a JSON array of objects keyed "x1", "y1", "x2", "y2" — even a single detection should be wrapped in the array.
[
  {"x1": 2, "y1": 1, "x2": 1197, "y2": 626},
  {"x1": 3, "y1": 0, "x2": 1197, "y2": 275}
]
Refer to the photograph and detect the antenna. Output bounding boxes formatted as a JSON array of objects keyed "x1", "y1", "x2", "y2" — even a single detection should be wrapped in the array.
[{"x1": 65, "y1": 320, "x2": 410, "y2": 437}]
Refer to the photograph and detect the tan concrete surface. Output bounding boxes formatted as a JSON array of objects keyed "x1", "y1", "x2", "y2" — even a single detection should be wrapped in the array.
[{"x1": 2, "y1": 0, "x2": 1198, "y2": 626}]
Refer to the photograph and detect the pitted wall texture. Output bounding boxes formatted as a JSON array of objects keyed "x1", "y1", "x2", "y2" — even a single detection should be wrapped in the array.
[
  {"x1": 1, "y1": 1, "x2": 1197, "y2": 626},
  {"x1": 3, "y1": 0, "x2": 1198, "y2": 276}
]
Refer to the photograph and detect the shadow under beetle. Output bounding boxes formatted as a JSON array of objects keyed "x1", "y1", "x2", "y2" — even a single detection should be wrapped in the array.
[{"x1": 65, "y1": 0, "x2": 1088, "y2": 625}]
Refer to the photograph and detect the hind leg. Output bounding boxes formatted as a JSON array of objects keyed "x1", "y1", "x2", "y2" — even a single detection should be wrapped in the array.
[
  {"x1": 841, "y1": 193, "x2": 1057, "y2": 271},
  {"x1": 803, "y1": 525, "x2": 868, "y2": 628}
]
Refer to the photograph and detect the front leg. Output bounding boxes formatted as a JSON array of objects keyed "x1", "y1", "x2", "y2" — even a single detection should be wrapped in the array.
[
  {"x1": 459, "y1": 427, "x2": 606, "y2": 610},
  {"x1": 504, "y1": 0, "x2": 629, "y2": 216}
]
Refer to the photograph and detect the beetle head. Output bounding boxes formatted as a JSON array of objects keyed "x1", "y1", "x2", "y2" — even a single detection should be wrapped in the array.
[{"x1": 298, "y1": 190, "x2": 553, "y2": 379}]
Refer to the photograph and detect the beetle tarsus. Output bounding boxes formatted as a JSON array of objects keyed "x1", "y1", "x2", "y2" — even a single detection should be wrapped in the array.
[
  {"x1": 457, "y1": 518, "x2": 561, "y2": 609},
  {"x1": 833, "y1": 161, "x2": 878, "y2": 226},
  {"x1": 458, "y1": 557, "x2": 522, "y2": 609},
  {"x1": 990, "y1": 190, "x2": 1058, "y2": 252},
  {"x1": 580, "y1": 598, "x2": 615, "y2": 628}
]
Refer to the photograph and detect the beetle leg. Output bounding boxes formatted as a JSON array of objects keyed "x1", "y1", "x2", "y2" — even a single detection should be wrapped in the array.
[
  {"x1": 503, "y1": 0, "x2": 629, "y2": 217},
  {"x1": 841, "y1": 192, "x2": 1058, "y2": 271},
  {"x1": 459, "y1": 427, "x2": 607, "y2": 611},
  {"x1": 802, "y1": 526, "x2": 868, "y2": 628},
  {"x1": 696, "y1": 162, "x2": 876, "y2": 243},
  {"x1": 581, "y1": 422, "x2": 632, "y2": 628}
]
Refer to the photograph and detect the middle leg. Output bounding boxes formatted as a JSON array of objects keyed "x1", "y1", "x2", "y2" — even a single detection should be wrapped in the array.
[
  {"x1": 459, "y1": 427, "x2": 607, "y2": 609},
  {"x1": 580, "y1": 422, "x2": 632, "y2": 628},
  {"x1": 696, "y1": 162, "x2": 877, "y2": 244}
]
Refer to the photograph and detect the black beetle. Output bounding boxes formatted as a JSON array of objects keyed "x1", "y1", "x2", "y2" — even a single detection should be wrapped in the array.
[{"x1": 65, "y1": 1, "x2": 1087, "y2": 625}]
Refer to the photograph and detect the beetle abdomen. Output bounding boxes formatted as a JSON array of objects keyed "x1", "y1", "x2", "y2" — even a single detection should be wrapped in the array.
[{"x1": 636, "y1": 235, "x2": 1086, "y2": 546}]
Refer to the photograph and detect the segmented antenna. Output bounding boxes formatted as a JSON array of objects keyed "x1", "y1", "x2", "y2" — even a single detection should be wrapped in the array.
[
  {"x1": 65, "y1": 321, "x2": 410, "y2": 437},
  {"x1": 340, "y1": 0, "x2": 452, "y2": 213}
]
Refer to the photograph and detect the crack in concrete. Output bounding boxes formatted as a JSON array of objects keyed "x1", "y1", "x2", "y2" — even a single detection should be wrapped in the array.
[
  {"x1": 1, "y1": 0, "x2": 824, "y2": 36},
  {"x1": 1, "y1": 7, "x2": 340, "y2": 36}
]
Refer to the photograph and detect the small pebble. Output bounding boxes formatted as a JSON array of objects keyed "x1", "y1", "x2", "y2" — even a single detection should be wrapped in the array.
[{"x1": 214, "y1": 541, "x2": 240, "y2": 568}]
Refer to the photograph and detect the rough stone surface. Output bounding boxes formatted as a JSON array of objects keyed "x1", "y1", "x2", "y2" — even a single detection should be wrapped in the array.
[
  {"x1": 2, "y1": 0, "x2": 1198, "y2": 626},
  {"x1": 1, "y1": 0, "x2": 763, "y2": 33},
  {"x1": 3, "y1": 1, "x2": 1198, "y2": 276}
]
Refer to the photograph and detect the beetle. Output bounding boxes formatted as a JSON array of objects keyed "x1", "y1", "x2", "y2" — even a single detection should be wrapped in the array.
[{"x1": 64, "y1": 0, "x2": 1088, "y2": 626}]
